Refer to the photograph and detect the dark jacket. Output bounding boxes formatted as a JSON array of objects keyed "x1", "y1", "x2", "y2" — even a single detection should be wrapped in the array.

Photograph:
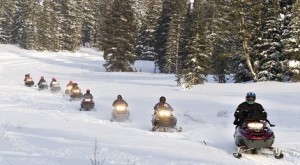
[
  {"x1": 50, "y1": 80, "x2": 58, "y2": 87},
  {"x1": 83, "y1": 93, "x2": 93, "y2": 100},
  {"x1": 234, "y1": 102, "x2": 267, "y2": 125},
  {"x1": 154, "y1": 102, "x2": 173, "y2": 111},
  {"x1": 37, "y1": 79, "x2": 46, "y2": 86},
  {"x1": 112, "y1": 99, "x2": 128, "y2": 107}
]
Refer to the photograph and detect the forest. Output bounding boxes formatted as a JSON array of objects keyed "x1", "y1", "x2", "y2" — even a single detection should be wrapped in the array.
[{"x1": 0, "y1": 0, "x2": 299, "y2": 88}]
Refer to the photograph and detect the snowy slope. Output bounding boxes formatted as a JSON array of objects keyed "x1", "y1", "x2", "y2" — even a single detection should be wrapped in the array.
[{"x1": 0, "y1": 44, "x2": 299, "y2": 165}]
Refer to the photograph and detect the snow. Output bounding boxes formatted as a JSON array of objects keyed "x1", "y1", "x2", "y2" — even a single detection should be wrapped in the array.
[{"x1": 0, "y1": 44, "x2": 300, "y2": 165}]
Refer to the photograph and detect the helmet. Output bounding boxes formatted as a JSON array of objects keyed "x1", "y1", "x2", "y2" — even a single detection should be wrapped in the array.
[
  {"x1": 246, "y1": 92, "x2": 256, "y2": 104},
  {"x1": 86, "y1": 89, "x2": 90, "y2": 93},
  {"x1": 159, "y1": 96, "x2": 166, "y2": 103},
  {"x1": 41, "y1": 76, "x2": 44, "y2": 79},
  {"x1": 69, "y1": 80, "x2": 73, "y2": 83},
  {"x1": 52, "y1": 78, "x2": 56, "y2": 81},
  {"x1": 246, "y1": 92, "x2": 256, "y2": 98},
  {"x1": 117, "y1": 95, "x2": 122, "y2": 99}
]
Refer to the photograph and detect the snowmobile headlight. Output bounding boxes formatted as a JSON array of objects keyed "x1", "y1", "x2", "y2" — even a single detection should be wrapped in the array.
[
  {"x1": 247, "y1": 122, "x2": 264, "y2": 130},
  {"x1": 27, "y1": 78, "x2": 32, "y2": 81},
  {"x1": 158, "y1": 110, "x2": 172, "y2": 117},
  {"x1": 67, "y1": 86, "x2": 72, "y2": 90},
  {"x1": 73, "y1": 89, "x2": 80, "y2": 93},
  {"x1": 42, "y1": 82, "x2": 47, "y2": 85},
  {"x1": 84, "y1": 99, "x2": 92, "y2": 102},
  {"x1": 116, "y1": 105, "x2": 126, "y2": 111}
]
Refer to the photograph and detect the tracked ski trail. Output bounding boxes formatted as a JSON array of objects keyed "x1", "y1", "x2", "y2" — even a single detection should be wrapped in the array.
[{"x1": 0, "y1": 44, "x2": 300, "y2": 165}]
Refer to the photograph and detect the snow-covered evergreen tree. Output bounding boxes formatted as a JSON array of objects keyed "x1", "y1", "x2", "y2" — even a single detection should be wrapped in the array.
[
  {"x1": 57, "y1": 0, "x2": 83, "y2": 51},
  {"x1": 102, "y1": 0, "x2": 138, "y2": 72},
  {"x1": 255, "y1": 0, "x2": 284, "y2": 81},
  {"x1": 179, "y1": 0, "x2": 210, "y2": 88},
  {"x1": 0, "y1": 0, "x2": 16, "y2": 44},
  {"x1": 137, "y1": 0, "x2": 162, "y2": 61},
  {"x1": 36, "y1": 0, "x2": 60, "y2": 51},
  {"x1": 154, "y1": 0, "x2": 172, "y2": 73},
  {"x1": 164, "y1": 0, "x2": 188, "y2": 74},
  {"x1": 81, "y1": 0, "x2": 97, "y2": 47},
  {"x1": 17, "y1": 0, "x2": 41, "y2": 50},
  {"x1": 286, "y1": 0, "x2": 300, "y2": 81}
]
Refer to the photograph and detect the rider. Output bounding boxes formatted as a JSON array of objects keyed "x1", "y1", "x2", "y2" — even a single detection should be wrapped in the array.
[
  {"x1": 70, "y1": 83, "x2": 81, "y2": 95},
  {"x1": 233, "y1": 92, "x2": 268, "y2": 126},
  {"x1": 112, "y1": 95, "x2": 128, "y2": 107},
  {"x1": 82, "y1": 89, "x2": 93, "y2": 100},
  {"x1": 24, "y1": 73, "x2": 31, "y2": 81},
  {"x1": 153, "y1": 96, "x2": 173, "y2": 114},
  {"x1": 66, "y1": 80, "x2": 73, "y2": 87},
  {"x1": 37, "y1": 76, "x2": 47, "y2": 86},
  {"x1": 50, "y1": 78, "x2": 58, "y2": 88},
  {"x1": 152, "y1": 96, "x2": 175, "y2": 130}
]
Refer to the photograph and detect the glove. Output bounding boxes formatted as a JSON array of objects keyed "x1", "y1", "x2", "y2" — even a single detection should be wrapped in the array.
[{"x1": 233, "y1": 119, "x2": 239, "y2": 125}]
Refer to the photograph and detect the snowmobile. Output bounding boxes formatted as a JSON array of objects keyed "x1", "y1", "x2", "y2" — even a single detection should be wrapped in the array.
[
  {"x1": 233, "y1": 119, "x2": 283, "y2": 159},
  {"x1": 50, "y1": 82, "x2": 61, "y2": 92},
  {"x1": 80, "y1": 98, "x2": 95, "y2": 111},
  {"x1": 38, "y1": 82, "x2": 48, "y2": 91},
  {"x1": 151, "y1": 106, "x2": 182, "y2": 132},
  {"x1": 65, "y1": 85, "x2": 73, "y2": 95},
  {"x1": 70, "y1": 89, "x2": 82, "y2": 101},
  {"x1": 24, "y1": 78, "x2": 34, "y2": 87},
  {"x1": 111, "y1": 104, "x2": 130, "y2": 122}
]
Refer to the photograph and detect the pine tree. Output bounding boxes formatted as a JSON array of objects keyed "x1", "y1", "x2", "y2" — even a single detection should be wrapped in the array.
[
  {"x1": 81, "y1": 0, "x2": 98, "y2": 47},
  {"x1": 17, "y1": 0, "x2": 41, "y2": 50},
  {"x1": 0, "y1": 0, "x2": 17, "y2": 44},
  {"x1": 154, "y1": 0, "x2": 172, "y2": 73},
  {"x1": 230, "y1": 0, "x2": 262, "y2": 81},
  {"x1": 206, "y1": 0, "x2": 233, "y2": 83},
  {"x1": 36, "y1": 0, "x2": 60, "y2": 51},
  {"x1": 286, "y1": 0, "x2": 300, "y2": 81},
  {"x1": 58, "y1": 0, "x2": 83, "y2": 51},
  {"x1": 164, "y1": 0, "x2": 187, "y2": 74},
  {"x1": 137, "y1": 0, "x2": 162, "y2": 61},
  {"x1": 179, "y1": 0, "x2": 210, "y2": 88},
  {"x1": 255, "y1": 0, "x2": 284, "y2": 81},
  {"x1": 102, "y1": 0, "x2": 138, "y2": 72}
]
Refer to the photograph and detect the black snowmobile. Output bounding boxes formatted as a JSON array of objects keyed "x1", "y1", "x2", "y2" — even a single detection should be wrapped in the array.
[
  {"x1": 80, "y1": 98, "x2": 95, "y2": 111},
  {"x1": 50, "y1": 82, "x2": 61, "y2": 92},
  {"x1": 38, "y1": 82, "x2": 48, "y2": 91},
  {"x1": 111, "y1": 103, "x2": 130, "y2": 122},
  {"x1": 233, "y1": 119, "x2": 283, "y2": 159},
  {"x1": 151, "y1": 106, "x2": 182, "y2": 132},
  {"x1": 24, "y1": 78, "x2": 34, "y2": 87}
]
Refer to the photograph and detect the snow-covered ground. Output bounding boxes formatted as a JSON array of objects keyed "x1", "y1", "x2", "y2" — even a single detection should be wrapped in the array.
[{"x1": 0, "y1": 44, "x2": 299, "y2": 165}]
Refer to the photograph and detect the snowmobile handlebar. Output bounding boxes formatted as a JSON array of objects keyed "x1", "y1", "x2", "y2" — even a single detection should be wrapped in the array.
[{"x1": 265, "y1": 119, "x2": 275, "y2": 127}]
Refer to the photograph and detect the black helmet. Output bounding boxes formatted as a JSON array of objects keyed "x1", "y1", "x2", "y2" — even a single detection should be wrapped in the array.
[
  {"x1": 86, "y1": 89, "x2": 90, "y2": 93},
  {"x1": 117, "y1": 95, "x2": 122, "y2": 99},
  {"x1": 159, "y1": 96, "x2": 166, "y2": 102},
  {"x1": 246, "y1": 92, "x2": 256, "y2": 104}
]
